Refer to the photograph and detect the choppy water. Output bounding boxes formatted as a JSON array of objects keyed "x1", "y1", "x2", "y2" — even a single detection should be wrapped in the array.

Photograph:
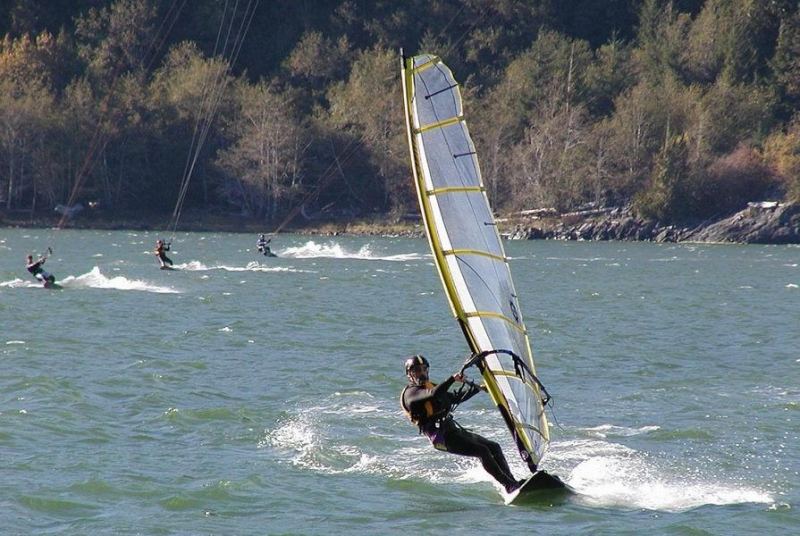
[{"x1": 1, "y1": 229, "x2": 798, "y2": 534}]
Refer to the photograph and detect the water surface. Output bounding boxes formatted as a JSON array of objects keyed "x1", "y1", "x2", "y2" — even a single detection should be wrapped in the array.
[{"x1": 1, "y1": 230, "x2": 797, "y2": 534}]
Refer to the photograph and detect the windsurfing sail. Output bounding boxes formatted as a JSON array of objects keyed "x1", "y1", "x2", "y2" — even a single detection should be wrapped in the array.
[{"x1": 401, "y1": 52, "x2": 550, "y2": 472}]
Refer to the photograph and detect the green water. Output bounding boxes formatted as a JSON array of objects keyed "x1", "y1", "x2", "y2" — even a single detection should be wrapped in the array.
[{"x1": 1, "y1": 229, "x2": 797, "y2": 534}]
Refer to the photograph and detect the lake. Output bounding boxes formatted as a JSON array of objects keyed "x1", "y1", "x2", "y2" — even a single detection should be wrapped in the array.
[{"x1": 1, "y1": 229, "x2": 797, "y2": 534}]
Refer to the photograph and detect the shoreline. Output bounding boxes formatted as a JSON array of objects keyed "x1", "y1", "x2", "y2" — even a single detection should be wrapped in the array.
[{"x1": 2, "y1": 202, "x2": 798, "y2": 244}]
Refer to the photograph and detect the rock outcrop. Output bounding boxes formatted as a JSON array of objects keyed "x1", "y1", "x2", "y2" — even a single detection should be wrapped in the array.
[{"x1": 504, "y1": 203, "x2": 800, "y2": 244}]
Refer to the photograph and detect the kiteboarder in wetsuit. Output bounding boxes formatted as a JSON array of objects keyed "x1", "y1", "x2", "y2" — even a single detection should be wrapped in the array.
[
  {"x1": 257, "y1": 234, "x2": 272, "y2": 256},
  {"x1": 400, "y1": 354, "x2": 522, "y2": 493},
  {"x1": 154, "y1": 239, "x2": 173, "y2": 268},
  {"x1": 26, "y1": 254, "x2": 55, "y2": 286}
]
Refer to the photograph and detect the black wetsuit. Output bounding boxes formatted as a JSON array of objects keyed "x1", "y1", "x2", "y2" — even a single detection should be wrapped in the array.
[
  {"x1": 26, "y1": 258, "x2": 53, "y2": 283},
  {"x1": 155, "y1": 243, "x2": 173, "y2": 266},
  {"x1": 401, "y1": 376, "x2": 519, "y2": 491},
  {"x1": 26, "y1": 259, "x2": 45, "y2": 277}
]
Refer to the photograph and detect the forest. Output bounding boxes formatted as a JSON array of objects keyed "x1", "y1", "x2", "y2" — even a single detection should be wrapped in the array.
[{"x1": 1, "y1": 0, "x2": 799, "y2": 228}]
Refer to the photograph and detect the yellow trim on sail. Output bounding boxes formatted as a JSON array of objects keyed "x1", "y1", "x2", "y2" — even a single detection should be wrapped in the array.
[
  {"x1": 402, "y1": 55, "x2": 457, "y2": 319},
  {"x1": 416, "y1": 116, "x2": 462, "y2": 134},
  {"x1": 442, "y1": 248, "x2": 506, "y2": 263},
  {"x1": 464, "y1": 311, "x2": 527, "y2": 334},
  {"x1": 426, "y1": 186, "x2": 484, "y2": 195},
  {"x1": 411, "y1": 56, "x2": 440, "y2": 74}
]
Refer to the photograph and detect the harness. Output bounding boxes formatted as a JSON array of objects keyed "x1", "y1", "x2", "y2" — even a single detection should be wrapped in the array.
[
  {"x1": 400, "y1": 381, "x2": 448, "y2": 429},
  {"x1": 401, "y1": 379, "x2": 482, "y2": 451}
]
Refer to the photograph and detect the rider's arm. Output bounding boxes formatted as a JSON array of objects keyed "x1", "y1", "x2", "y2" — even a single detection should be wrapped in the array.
[{"x1": 403, "y1": 375, "x2": 457, "y2": 410}]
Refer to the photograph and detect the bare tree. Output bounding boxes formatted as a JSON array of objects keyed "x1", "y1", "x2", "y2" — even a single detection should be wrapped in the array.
[{"x1": 215, "y1": 79, "x2": 307, "y2": 220}]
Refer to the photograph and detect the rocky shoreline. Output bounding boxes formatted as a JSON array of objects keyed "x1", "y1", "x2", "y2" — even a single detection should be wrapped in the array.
[
  {"x1": 504, "y1": 202, "x2": 800, "y2": 244},
  {"x1": 3, "y1": 202, "x2": 799, "y2": 244}
]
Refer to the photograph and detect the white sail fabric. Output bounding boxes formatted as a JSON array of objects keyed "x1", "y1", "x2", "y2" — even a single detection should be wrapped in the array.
[{"x1": 402, "y1": 53, "x2": 549, "y2": 469}]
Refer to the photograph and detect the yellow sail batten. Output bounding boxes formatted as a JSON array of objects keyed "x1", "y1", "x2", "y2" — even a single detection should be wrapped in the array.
[
  {"x1": 416, "y1": 116, "x2": 462, "y2": 133},
  {"x1": 411, "y1": 56, "x2": 440, "y2": 73},
  {"x1": 463, "y1": 311, "x2": 526, "y2": 334},
  {"x1": 489, "y1": 369, "x2": 530, "y2": 380},
  {"x1": 442, "y1": 248, "x2": 506, "y2": 262},
  {"x1": 426, "y1": 186, "x2": 484, "y2": 195}
]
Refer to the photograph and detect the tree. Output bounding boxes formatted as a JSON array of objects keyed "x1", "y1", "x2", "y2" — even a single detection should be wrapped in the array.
[
  {"x1": 475, "y1": 30, "x2": 593, "y2": 207},
  {"x1": 764, "y1": 114, "x2": 800, "y2": 201},
  {"x1": 634, "y1": 0, "x2": 692, "y2": 84},
  {"x1": 584, "y1": 37, "x2": 634, "y2": 118},
  {"x1": 772, "y1": 5, "x2": 800, "y2": 118},
  {"x1": 215, "y1": 79, "x2": 307, "y2": 221},
  {"x1": 149, "y1": 41, "x2": 236, "y2": 211},
  {"x1": 697, "y1": 79, "x2": 774, "y2": 155},
  {"x1": 74, "y1": 0, "x2": 159, "y2": 86},
  {"x1": 634, "y1": 133, "x2": 692, "y2": 221},
  {"x1": 326, "y1": 45, "x2": 409, "y2": 213},
  {"x1": 0, "y1": 32, "x2": 57, "y2": 211}
]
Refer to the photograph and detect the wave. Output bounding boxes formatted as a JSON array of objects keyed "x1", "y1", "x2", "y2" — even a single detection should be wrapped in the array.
[
  {"x1": 262, "y1": 394, "x2": 524, "y2": 490},
  {"x1": 279, "y1": 240, "x2": 425, "y2": 261},
  {"x1": 173, "y1": 260, "x2": 313, "y2": 273},
  {"x1": 263, "y1": 399, "x2": 774, "y2": 510},
  {"x1": 1, "y1": 267, "x2": 178, "y2": 293},
  {"x1": 549, "y1": 438, "x2": 773, "y2": 512}
]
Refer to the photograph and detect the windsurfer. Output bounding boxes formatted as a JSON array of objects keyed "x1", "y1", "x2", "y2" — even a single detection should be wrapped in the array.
[
  {"x1": 26, "y1": 254, "x2": 55, "y2": 286},
  {"x1": 400, "y1": 355, "x2": 522, "y2": 493},
  {"x1": 154, "y1": 239, "x2": 173, "y2": 268}
]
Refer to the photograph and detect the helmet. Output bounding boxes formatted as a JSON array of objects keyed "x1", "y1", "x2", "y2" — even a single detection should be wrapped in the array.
[{"x1": 404, "y1": 354, "x2": 429, "y2": 374}]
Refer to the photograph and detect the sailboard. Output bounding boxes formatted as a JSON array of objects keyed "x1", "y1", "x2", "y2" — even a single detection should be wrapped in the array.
[{"x1": 401, "y1": 52, "x2": 564, "y2": 499}]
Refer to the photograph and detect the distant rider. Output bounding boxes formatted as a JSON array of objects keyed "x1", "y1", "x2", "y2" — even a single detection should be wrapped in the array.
[
  {"x1": 154, "y1": 239, "x2": 173, "y2": 268},
  {"x1": 257, "y1": 234, "x2": 272, "y2": 256},
  {"x1": 400, "y1": 355, "x2": 522, "y2": 493},
  {"x1": 26, "y1": 254, "x2": 55, "y2": 285}
]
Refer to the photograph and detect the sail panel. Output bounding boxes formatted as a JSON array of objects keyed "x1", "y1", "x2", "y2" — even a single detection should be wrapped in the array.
[
  {"x1": 430, "y1": 191, "x2": 500, "y2": 257},
  {"x1": 403, "y1": 53, "x2": 549, "y2": 468},
  {"x1": 417, "y1": 125, "x2": 479, "y2": 190},
  {"x1": 412, "y1": 59, "x2": 461, "y2": 127}
]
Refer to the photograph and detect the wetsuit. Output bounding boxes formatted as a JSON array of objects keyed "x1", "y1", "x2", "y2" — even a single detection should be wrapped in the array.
[
  {"x1": 26, "y1": 258, "x2": 53, "y2": 283},
  {"x1": 155, "y1": 243, "x2": 173, "y2": 266},
  {"x1": 401, "y1": 376, "x2": 519, "y2": 492},
  {"x1": 257, "y1": 238, "x2": 270, "y2": 256}
]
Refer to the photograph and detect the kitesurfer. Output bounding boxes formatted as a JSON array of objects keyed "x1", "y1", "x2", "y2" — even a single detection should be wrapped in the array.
[
  {"x1": 26, "y1": 253, "x2": 55, "y2": 286},
  {"x1": 400, "y1": 354, "x2": 522, "y2": 493},
  {"x1": 154, "y1": 239, "x2": 173, "y2": 268},
  {"x1": 257, "y1": 234, "x2": 272, "y2": 256}
]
